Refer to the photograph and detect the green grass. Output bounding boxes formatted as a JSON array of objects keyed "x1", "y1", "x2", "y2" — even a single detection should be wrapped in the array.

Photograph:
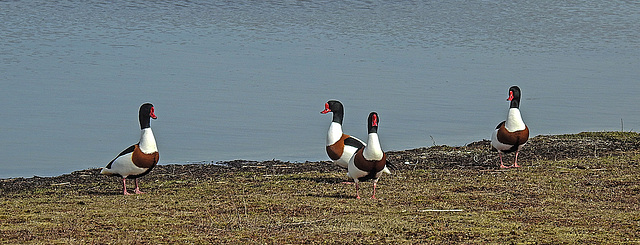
[{"x1": 2, "y1": 133, "x2": 640, "y2": 244}]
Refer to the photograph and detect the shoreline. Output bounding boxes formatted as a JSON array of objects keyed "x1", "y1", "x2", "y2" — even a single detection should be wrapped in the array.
[{"x1": 3, "y1": 131, "x2": 639, "y2": 193}]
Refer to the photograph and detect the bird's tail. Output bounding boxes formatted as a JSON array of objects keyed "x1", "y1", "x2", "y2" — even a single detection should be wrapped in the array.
[
  {"x1": 383, "y1": 159, "x2": 398, "y2": 174},
  {"x1": 100, "y1": 167, "x2": 115, "y2": 176}
]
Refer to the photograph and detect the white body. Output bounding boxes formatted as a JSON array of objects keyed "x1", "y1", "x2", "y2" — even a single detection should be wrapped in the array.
[
  {"x1": 491, "y1": 129, "x2": 520, "y2": 152},
  {"x1": 101, "y1": 151, "x2": 145, "y2": 178},
  {"x1": 101, "y1": 128, "x2": 158, "y2": 178},
  {"x1": 347, "y1": 156, "x2": 370, "y2": 180},
  {"x1": 347, "y1": 132, "x2": 390, "y2": 180},
  {"x1": 326, "y1": 122, "x2": 365, "y2": 169},
  {"x1": 491, "y1": 108, "x2": 526, "y2": 152}
]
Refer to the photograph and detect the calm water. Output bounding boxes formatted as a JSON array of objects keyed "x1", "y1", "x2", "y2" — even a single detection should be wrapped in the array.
[{"x1": 1, "y1": 0, "x2": 639, "y2": 178}]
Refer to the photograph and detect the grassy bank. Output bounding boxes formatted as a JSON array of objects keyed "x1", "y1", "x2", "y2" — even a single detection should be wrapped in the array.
[{"x1": 2, "y1": 132, "x2": 640, "y2": 244}]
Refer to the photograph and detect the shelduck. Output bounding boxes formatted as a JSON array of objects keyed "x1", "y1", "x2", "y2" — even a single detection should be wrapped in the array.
[
  {"x1": 321, "y1": 100, "x2": 365, "y2": 169},
  {"x1": 101, "y1": 103, "x2": 159, "y2": 195},
  {"x1": 491, "y1": 86, "x2": 529, "y2": 168},
  {"x1": 347, "y1": 112, "x2": 392, "y2": 199}
]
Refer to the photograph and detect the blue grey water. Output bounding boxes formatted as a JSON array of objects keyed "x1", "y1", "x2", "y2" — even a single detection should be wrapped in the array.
[{"x1": 1, "y1": 0, "x2": 639, "y2": 178}]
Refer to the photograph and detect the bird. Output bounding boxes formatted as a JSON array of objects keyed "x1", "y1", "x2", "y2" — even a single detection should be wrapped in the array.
[
  {"x1": 347, "y1": 112, "x2": 392, "y2": 199},
  {"x1": 101, "y1": 103, "x2": 159, "y2": 195},
  {"x1": 321, "y1": 100, "x2": 366, "y2": 169},
  {"x1": 491, "y1": 86, "x2": 529, "y2": 168}
]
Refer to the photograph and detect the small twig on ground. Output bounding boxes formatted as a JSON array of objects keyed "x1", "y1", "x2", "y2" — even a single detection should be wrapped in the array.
[
  {"x1": 419, "y1": 209, "x2": 464, "y2": 212},
  {"x1": 281, "y1": 218, "x2": 327, "y2": 227},
  {"x1": 50, "y1": 182, "x2": 70, "y2": 186},
  {"x1": 479, "y1": 169, "x2": 509, "y2": 172},
  {"x1": 429, "y1": 135, "x2": 437, "y2": 146}
]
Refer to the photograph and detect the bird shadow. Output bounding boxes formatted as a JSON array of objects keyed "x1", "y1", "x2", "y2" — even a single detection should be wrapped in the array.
[
  {"x1": 82, "y1": 190, "x2": 126, "y2": 196},
  {"x1": 288, "y1": 176, "x2": 351, "y2": 184},
  {"x1": 305, "y1": 192, "x2": 354, "y2": 199},
  {"x1": 285, "y1": 176, "x2": 360, "y2": 199}
]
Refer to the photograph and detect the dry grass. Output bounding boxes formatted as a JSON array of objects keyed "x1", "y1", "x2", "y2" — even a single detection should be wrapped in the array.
[{"x1": 2, "y1": 132, "x2": 640, "y2": 244}]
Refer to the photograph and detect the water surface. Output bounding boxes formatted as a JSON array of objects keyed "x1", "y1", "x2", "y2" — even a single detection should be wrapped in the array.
[{"x1": 1, "y1": 0, "x2": 639, "y2": 178}]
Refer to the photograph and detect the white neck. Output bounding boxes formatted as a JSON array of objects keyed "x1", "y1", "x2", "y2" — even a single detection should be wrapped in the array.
[
  {"x1": 326, "y1": 122, "x2": 343, "y2": 146},
  {"x1": 139, "y1": 128, "x2": 158, "y2": 154},
  {"x1": 505, "y1": 108, "x2": 526, "y2": 132},
  {"x1": 363, "y1": 133, "x2": 383, "y2": 161}
]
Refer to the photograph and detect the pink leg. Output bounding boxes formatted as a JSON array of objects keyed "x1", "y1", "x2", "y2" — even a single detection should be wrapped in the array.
[
  {"x1": 355, "y1": 181, "x2": 361, "y2": 199},
  {"x1": 499, "y1": 152, "x2": 509, "y2": 169},
  {"x1": 371, "y1": 182, "x2": 378, "y2": 200},
  {"x1": 133, "y1": 178, "x2": 145, "y2": 194},
  {"x1": 512, "y1": 151, "x2": 521, "y2": 168},
  {"x1": 122, "y1": 178, "x2": 132, "y2": 195}
]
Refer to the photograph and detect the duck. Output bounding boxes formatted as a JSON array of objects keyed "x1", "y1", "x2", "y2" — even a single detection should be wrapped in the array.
[
  {"x1": 321, "y1": 100, "x2": 365, "y2": 169},
  {"x1": 347, "y1": 112, "x2": 392, "y2": 199},
  {"x1": 491, "y1": 86, "x2": 529, "y2": 168},
  {"x1": 101, "y1": 103, "x2": 159, "y2": 195}
]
